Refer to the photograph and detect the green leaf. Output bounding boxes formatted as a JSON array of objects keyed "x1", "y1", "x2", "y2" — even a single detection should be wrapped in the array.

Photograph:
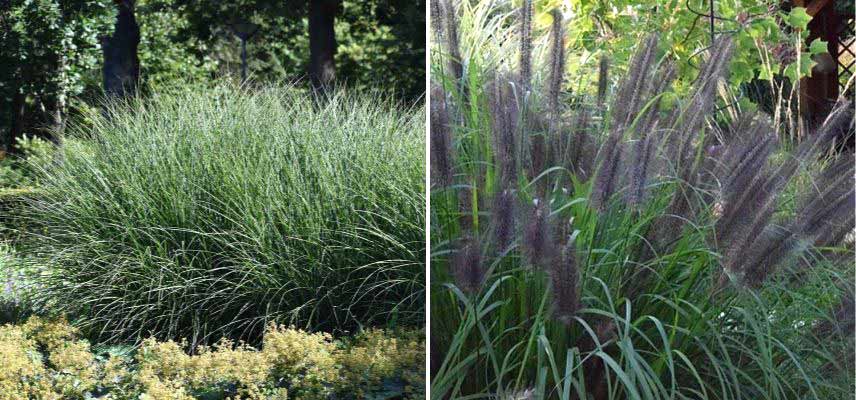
[
  {"x1": 787, "y1": 7, "x2": 811, "y2": 31},
  {"x1": 809, "y1": 39, "x2": 828, "y2": 55},
  {"x1": 730, "y1": 60, "x2": 754, "y2": 84},
  {"x1": 784, "y1": 56, "x2": 816, "y2": 81},
  {"x1": 800, "y1": 55, "x2": 816, "y2": 78},
  {"x1": 784, "y1": 63, "x2": 798, "y2": 82},
  {"x1": 737, "y1": 97, "x2": 758, "y2": 113}
]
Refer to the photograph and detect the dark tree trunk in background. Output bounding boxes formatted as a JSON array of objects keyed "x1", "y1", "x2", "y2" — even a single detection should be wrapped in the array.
[
  {"x1": 308, "y1": 0, "x2": 338, "y2": 90},
  {"x1": 42, "y1": 55, "x2": 67, "y2": 140},
  {"x1": 103, "y1": 0, "x2": 140, "y2": 98},
  {"x1": 4, "y1": 89, "x2": 26, "y2": 154}
]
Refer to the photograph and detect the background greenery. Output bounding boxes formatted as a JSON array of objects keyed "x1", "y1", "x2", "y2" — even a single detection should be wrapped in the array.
[{"x1": 0, "y1": 0, "x2": 426, "y2": 152}]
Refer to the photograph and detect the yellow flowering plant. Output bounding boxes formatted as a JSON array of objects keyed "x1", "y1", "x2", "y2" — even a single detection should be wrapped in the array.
[{"x1": 0, "y1": 317, "x2": 425, "y2": 400}]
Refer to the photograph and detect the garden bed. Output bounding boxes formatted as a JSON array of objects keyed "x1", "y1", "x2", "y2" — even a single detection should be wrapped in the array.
[{"x1": 0, "y1": 317, "x2": 424, "y2": 400}]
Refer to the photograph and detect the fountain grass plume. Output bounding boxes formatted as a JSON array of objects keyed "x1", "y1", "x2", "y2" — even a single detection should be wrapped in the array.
[
  {"x1": 452, "y1": 236, "x2": 485, "y2": 294},
  {"x1": 523, "y1": 202, "x2": 553, "y2": 269},
  {"x1": 663, "y1": 37, "x2": 735, "y2": 163},
  {"x1": 590, "y1": 136, "x2": 623, "y2": 210},
  {"x1": 611, "y1": 35, "x2": 659, "y2": 130},
  {"x1": 549, "y1": 234, "x2": 579, "y2": 325},
  {"x1": 568, "y1": 110, "x2": 594, "y2": 181},
  {"x1": 636, "y1": 62, "x2": 676, "y2": 136},
  {"x1": 430, "y1": 0, "x2": 444, "y2": 41},
  {"x1": 458, "y1": 185, "x2": 474, "y2": 233},
  {"x1": 596, "y1": 57, "x2": 609, "y2": 108},
  {"x1": 519, "y1": 0, "x2": 533, "y2": 89},
  {"x1": 546, "y1": 9, "x2": 565, "y2": 122},
  {"x1": 442, "y1": 0, "x2": 464, "y2": 84},
  {"x1": 591, "y1": 35, "x2": 662, "y2": 210},
  {"x1": 492, "y1": 189, "x2": 517, "y2": 253},
  {"x1": 529, "y1": 132, "x2": 548, "y2": 196},
  {"x1": 798, "y1": 156, "x2": 855, "y2": 239},
  {"x1": 742, "y1": 155, "x2": 854, "y2": 286},
  {"x1": 714, "y1": 132, "x2": 778, "y2": 243},
  {"x1": 431, "y1": 83, "x2": 454, "y2": 188},
  {"x1": 489, "y1": 76, "x2": 520, "y2": 187},
  {"x1": 626, "y1": 134, "x2": 655, "y2": 208}
]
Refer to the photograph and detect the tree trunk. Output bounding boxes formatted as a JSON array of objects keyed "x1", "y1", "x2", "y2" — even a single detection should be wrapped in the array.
[
  {"x1": 41, "y1": 54, "x2": 67, "y2": 141},
  {"x1": 103, "y1": 0, "x2": 140, "y2": 98},
  {"x1": 3, "y1": 89, "x2": 26, "y2": 154},
  {"x1": 308, "y1": 0, "x2": 338, "y2": 90}
]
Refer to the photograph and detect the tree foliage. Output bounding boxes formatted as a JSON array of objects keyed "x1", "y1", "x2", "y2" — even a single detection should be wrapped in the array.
[
  {"x1": 0, "y1": 0, "x2": 425, "y2": 151},
  {"x1": 529, "y1": 0, "x2": 829, "y2": 103}
]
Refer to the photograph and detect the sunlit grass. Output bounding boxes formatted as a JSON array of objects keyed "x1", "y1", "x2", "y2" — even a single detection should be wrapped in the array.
[{"x1": 9, "y1": 83, "x2": 425, "y2": 345}]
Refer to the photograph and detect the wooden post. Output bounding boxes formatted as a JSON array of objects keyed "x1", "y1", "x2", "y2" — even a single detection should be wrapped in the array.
[{"x1": 799, "y1": 0, "x2": 841, "y2": 129}]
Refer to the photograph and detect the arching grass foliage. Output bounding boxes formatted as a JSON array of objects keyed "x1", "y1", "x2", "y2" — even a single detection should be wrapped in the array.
[{"x1": 9, "y1": 84, "x2": 425, "y2": 345}]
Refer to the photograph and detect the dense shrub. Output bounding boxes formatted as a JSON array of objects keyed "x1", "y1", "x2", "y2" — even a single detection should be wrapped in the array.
[
  {"x1": 10, "y1": 84, "x2": 425, "y2": 343},
  {"x1": 430, "y1": 1, "x2": 854, "y2": 399},
  {"x1": 0, "y1": 317, "x2": 425, "y2": 399},
  {"x1": 0, "y1": 135, "x2": 55, "y2": 189}
]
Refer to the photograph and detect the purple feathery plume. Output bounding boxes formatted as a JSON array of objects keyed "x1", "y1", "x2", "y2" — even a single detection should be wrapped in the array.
[
  {"x1": 519, "y1": 0, "x2": 533, "y2": 89},
  {"x1": 575, "y1": 319, "x2": 616, "y2": 400},
  {"x1": 550, "y1": 235, "x2": 579, "y2": 324},
  {"x1": 430, "y1": 0, "x2": 444, "y2": 41},
  {"x1": 648, "y1": 35, "x2": 738, "y2": 247},
  {"x1": 430, "y1": 83, "x2": 454, "y2": 188},
  {"x1": 662, "y1": 36, "x2": 735, "y2": 172},
  {"x1": 443, "y1": 0, "x2": 464, "y2": 83},
  {"x1": 796, "y1": 100, "x2": 854, "y2": 160},
  {"x1": 591, "y1": 136, "x2": 623, "y2": 210},
  {"x1": 635, "y1": 62, "x2": 675, "y2": 138},
  {"x1": 458, "y1": 185, "x2": 473, "y2": 232},
  {"x1": 712, "y1": 117, "x2": 853, "y2": 285},
  {"x1": 611, "y1": 35, "x2": 659, "y2": 130},
  {"x1": 488, "y1": 76, "x2": 520, "y2": 187},
  {"x1": 492, "y1": 189, "x2": 516, "y2": 253},
  {"x1": 597, "y1": 57, "x2": 609, "y2": 109},
  {"x1": 451, "y1": 236, "x2": 485, "y2": 293},
  {"x1": 529, "y1": 132, "x2": 547, "y2": 196},
  {"x1": 568, "y1": 110, "x2": 594, "y2": 182},
  {"x1": 815, "y1": 284, "x2": 855, "y2": 337},
  {"x1": 742, "y1": 154, "x2": 849, "y2": 283},
  {"x1": 626, "y1": 134, "x2": 656, "y2": 208},
  {"x1": 523, "y1": 201, "x2": 553, "y2": 269},
  {"x1": 799, "y1": 156, "x2": 855, "y2": 249},
  {"x1": 546, "y1": 9, "x2": 565, "y2": 122},
  {"x1": 591, "y1": 35, "x2": 663, "y2": 211}
]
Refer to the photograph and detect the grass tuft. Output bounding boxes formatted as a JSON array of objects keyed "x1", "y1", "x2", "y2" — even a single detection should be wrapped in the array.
[{"x1": 11, "y1": 83, "x2": 425, "y2": 344}]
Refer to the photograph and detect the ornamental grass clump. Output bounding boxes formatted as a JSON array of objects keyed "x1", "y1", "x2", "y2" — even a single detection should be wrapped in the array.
[
  {"x1": 10, "y1": 84, "x2": 425, "y2": 344},
  {"x1": 430, "y1": 1, "x2": 854, "y2": 398}
]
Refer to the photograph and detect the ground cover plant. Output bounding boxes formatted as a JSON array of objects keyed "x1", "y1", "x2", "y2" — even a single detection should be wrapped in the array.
[
  {"x1": 6, "y1": 83, "x2": 425, "y2": 345},
  {"x1": 0, "y1": 316, "x2": 425, "y2": 399},
  {"x1": 430, "y1": 1, "x2": 854, "y2": 399}
]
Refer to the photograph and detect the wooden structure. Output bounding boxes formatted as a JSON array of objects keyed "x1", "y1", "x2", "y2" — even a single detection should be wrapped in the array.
[{"x1": 793, "y1": 0, "x2": 853, "y2": 128}]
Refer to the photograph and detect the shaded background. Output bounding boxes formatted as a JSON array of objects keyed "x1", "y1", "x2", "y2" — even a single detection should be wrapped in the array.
[{"x1": 0, "y1": 0, "x2": 426, "y2": 152}]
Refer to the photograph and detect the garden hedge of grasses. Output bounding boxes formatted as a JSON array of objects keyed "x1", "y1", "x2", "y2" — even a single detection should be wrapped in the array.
[
  {"x1": 0, "y1": 317, "x2": 425, "y2": 400},
  {"x1": 429, "y1": 1, "x2": 854, "y2": 399},
  {"x1": 8, "y1": 84, "x2": 425, "y2": 344}
]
